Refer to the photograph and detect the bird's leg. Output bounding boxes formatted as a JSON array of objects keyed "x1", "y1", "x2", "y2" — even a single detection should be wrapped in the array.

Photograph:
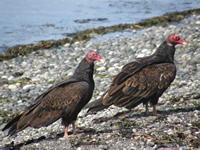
[
  {"x1": 145, "y1": 102, "x2": 149, "y2": 115},
  {"x1": 153, "y1": 104, "x2": 158, "y2": 116},
  {"x1": 72, "y1": 120, "x2": 76, "y2": 135},
  {"x1": 67, "y1": 120, "x2": 82, "y2": 137},
  {"x1": 64, "y1": 126, "x2": 69, "y2": 137}
]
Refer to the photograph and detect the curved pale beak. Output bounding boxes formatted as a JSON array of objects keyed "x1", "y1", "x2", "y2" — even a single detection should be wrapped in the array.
[
  {"x1": 96, "y1": 55, "x2": 105, "y2": 64},
  {"x1": 99, "y1": 58, "x2": 105, "y2": 65},
  {"x1": 179, "y1": 38, "x2": 187, "y2": 47}
]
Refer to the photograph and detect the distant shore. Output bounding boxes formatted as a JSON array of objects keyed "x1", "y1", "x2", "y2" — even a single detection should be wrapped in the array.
[{"x1": 1, "y1": 8, "x2": 200, "y2": 61}]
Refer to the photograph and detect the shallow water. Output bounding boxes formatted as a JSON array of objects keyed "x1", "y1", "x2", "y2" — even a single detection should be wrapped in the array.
[{"x1": 0, "y1": 0, "x2": 199, "y2": 52}]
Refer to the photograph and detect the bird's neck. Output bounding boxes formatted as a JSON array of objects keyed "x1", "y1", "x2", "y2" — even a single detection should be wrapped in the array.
[
  {"x1": 74, "y1": 58, "x2": 94, "y2": 81},
  {"x1": 153, "y1": 41, "x2": 175, "y2": 63}
]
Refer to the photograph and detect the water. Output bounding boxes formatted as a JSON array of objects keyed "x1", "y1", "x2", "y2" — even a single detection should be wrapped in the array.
[{"x1": 0, "y1": 0, "x2": 199, "y2": 52}]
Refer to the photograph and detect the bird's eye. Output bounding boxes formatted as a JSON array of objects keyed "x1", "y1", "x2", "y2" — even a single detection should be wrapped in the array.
[{"x1": 175, "y1": 36, "x2": 180, "y2": 40}]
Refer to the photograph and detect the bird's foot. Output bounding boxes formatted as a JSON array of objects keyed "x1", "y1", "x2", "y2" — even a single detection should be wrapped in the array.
[
  {"x1": 64, "y1": 133, "x2": 82, "y2": 138},
  {"x1": 144, "y1": 110, "x2": 159, "y2": 116},
  {"x1": 153, "y1": 112, "x2": 161, "y2": 116}
]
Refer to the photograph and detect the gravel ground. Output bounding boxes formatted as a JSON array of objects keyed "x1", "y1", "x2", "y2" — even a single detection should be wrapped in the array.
[{"x1": 0, "y1": 14, "x2": 200, "y2": 150}]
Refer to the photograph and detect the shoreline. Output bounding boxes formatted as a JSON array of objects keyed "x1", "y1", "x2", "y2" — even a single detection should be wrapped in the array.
[
  {"x1": 0, "y1": 8, "x2": 200, "y2": 61},
  {"x1": 0, "y1": 10, "x2": 200, "y2": 149}
]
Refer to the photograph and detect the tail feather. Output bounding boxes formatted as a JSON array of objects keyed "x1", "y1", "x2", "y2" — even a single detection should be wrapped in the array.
[
  {"x1": 7, "y1": 124, "x2": 17, "y2": 136},
  {"x1": 85, "y1": 98, "x2": 110, "y2": 113},
  {"x1": 2, "y1": 114, "x2": 21, "y2": 136}
]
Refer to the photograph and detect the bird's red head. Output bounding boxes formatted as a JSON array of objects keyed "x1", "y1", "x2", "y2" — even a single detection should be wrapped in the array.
[
  {"x1": 86, "y1": 51, "x2": 103, "y2": 63},
  {"x1": 166, "y1": 34, "x2": 186, "y2": 46}
]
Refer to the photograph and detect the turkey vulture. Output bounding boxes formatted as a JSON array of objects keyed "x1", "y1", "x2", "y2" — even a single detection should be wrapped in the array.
[
  {"x1": 86, "y1": 34, "x2": 185, "y2": 116},
  {"x1": 2, "y1": 51, "x2": 103, "y2": 137}
]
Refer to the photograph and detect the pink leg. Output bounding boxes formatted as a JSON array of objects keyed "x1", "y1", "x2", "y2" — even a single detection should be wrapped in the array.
[
  {"x1": 64, "y1": 126, "x2": 68, "y2": 137},
  {"x1": 153, "y1": 104, "x2": 158, "y2": 116}
]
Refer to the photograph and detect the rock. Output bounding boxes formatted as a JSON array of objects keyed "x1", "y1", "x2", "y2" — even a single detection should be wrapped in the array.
[
  {"x1": 96, "y1": 66, "x2": 106, "y2": 72},
  {"x1": 1, "y1": 75, "x2": 7, "y2": 79},
  {"x1": 23, "y1": 84, "x2": 35, "y2": 91},
  {"x1": 64, "y1": 43, "x2": 70, "y2": 47},
  {"x1": 16, "y1": 83, "x2": 21, "y2": 88},
  {"x1": 196, "y1": 21, "x2": 200, "y2": 24},
  {"x1": 8, "y1": 84, "x2": 18, "y2": 91},
  {"x1": 8, "y1": 76, "x2": 14, "y2": 81},
  {"x1": 108, "y1": 67, "x2": 115, "y2": 72},
  {"x1": 32, "y1": 77, "x2": 40, "y2": 82}
]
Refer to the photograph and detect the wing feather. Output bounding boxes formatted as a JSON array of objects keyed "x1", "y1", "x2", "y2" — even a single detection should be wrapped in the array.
[
  {"x1": 102, "y1": 63, "x2": 176, "y2": 109},
  {"x1": 17, "y1": 81, "x2": 89, "y2": 130}
]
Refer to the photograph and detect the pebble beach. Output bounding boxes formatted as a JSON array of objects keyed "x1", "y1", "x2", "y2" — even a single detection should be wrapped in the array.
[{"x1": 0, "y1": 14, "x2": 200, "y2": 149}]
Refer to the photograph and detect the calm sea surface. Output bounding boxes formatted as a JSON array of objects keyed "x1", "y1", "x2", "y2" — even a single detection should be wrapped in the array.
[{"x1": 0, "y1": 0, "x2": 199, "y2": 52}]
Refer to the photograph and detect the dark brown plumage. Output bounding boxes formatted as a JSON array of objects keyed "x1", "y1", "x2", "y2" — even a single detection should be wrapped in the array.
[
  {"x1": 2, "y1": 51, "x2": 103, "y2": 137},
  {"x1": 86, "y1": 34, "x2": 185, "y2": 116}
]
